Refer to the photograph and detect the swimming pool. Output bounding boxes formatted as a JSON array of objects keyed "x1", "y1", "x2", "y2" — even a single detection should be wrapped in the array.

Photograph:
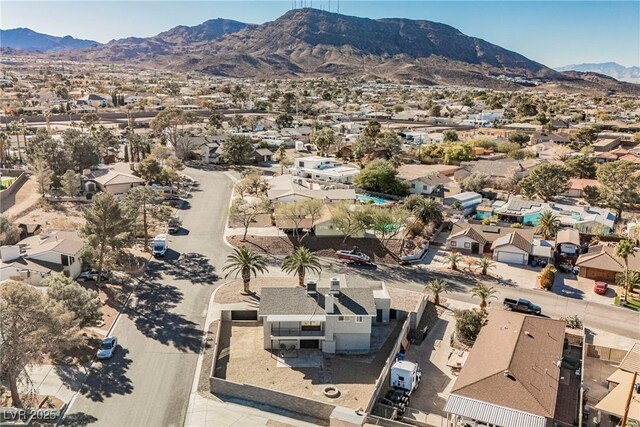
[{"x1": 356, "y1": 194, "x2": 390, "y2": 205}]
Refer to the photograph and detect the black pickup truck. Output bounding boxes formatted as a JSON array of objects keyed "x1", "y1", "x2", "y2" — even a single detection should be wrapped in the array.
[{"x1": 503, "y1": 298, "x2": 542, "y2": 315}]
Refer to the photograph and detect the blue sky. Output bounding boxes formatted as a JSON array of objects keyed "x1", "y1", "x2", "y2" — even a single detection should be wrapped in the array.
[{"x1": 1, "y1": 1, "x2": 638, "y2": 68}]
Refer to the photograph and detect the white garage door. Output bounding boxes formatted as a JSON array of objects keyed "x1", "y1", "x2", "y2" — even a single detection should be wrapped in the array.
[{"x1": 497, "y1": 251, "x2": 526, "y2": 265}]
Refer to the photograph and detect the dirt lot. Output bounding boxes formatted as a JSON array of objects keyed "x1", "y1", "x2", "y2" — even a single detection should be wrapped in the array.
[
  {"x1": 228, "y1": 235, "x2": 403, "y2": 265},
  {"x1": 215, "y1": 277, "x2": 299, "y2": 304},
  {"x1": 229, "y1": 212, "x2": 273, "y2": 229},
  {"x1": 216, "y1": 321, "x2": 403, "y2": 409},
  {"x1": 17, "y1": 200, "x2": 86, "y2": 230}
]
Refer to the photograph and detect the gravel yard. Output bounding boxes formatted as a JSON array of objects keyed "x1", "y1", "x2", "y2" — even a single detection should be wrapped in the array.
[
  {"x1": 228, "y1": 235, "x2": 403, "y2": 265},
  {"x1": 215, "y1": 321, "x2": 403, "y2": 410}
]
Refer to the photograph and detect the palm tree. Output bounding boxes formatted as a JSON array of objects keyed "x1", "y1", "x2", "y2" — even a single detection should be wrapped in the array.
[
  {"x1": 223, "y1": 247, "x2": 269, "y2": 294},
  {"x1": 475, "y1": 257, "x2": 496, "y2": 276},
  {"x1": 615, "y1": 239, "x2": 637, "y2": 302},
  {"x1": 536, "y1": 210, "x2": 560, "y2": 239},
  {"x1": 412, "y1": 199, "x2": 443, "y2": 226},
  {"x1": 0, "y1": 132, "x2": 7, "y2": 168},
  {"x1": 445, "y1": 252, "x2": 463, "y2": 271},
  {"x1": 9, "y1": 121, "x2": 21, "y2": 163},
  {"x1": 281, "y1": 247, "x2": 322, "y2": 287},
  {"x1": 19, "y1": 117, "x2": 28, "y2": 152},
  {"x1": 471, "y1": 283, "x2": 498, "y2": 309},
  {"x1": 424, "y1": 279, "x2": 449, "y2": 305}
]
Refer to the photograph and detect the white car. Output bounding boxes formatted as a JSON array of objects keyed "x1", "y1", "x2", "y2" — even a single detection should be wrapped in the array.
[
  {"x1": 77, "y1": 270, "x2": 109, "y2": 282},
  {"x1": 96, "y1": 337, "x2": 118, "y2": 359}
]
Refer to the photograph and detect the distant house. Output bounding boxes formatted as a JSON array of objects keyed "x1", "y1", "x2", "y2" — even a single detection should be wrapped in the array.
[
  {"x1": 592, "y1": 137, "x2": 621, "y2": 152},
  {"x1": 564, "y1": 179, "x2": 600, "y2": 198},
  {"x1": 84, "y1": 169, "x2": 144, "y2": 195},
  {"x1": 254, "y1": 148, "x2": 274, "y2": 163},
  {"x1": 267, "y1": 176, "x2": 356, "y2": 204},
  {"x1": 258, "y1": 278, "x2": 391, "y2": 353},
  {"x1": 77, "y1": 94, "x2": 111, "y2": 108},
  {"x1": 594, "y1": 343, "x2": 640, "y2": 424},
  {"x1": 292, "y1": 156, "x2": 360, "y2": 184},
  {"x1": 397, "y1": 166, "x2": 451, "y2": 197},
  {"x1": 454, "y1": 159, "x2": 540, "y2": 182},
  {"x1": 445, "y1": 311, "x2": 568, "y2": 427},
  {"x1": 530, "y1": 132, "x2": 570, "y2": 144},
  {"x1": 490, "y1": 232, "x2": 532, "y2": 265},
  {"x1": 555, "y1": 228, "x2": 581, "y2": 256},
  {"x1": 443, "y1": 192, "x2": 483, "y2": 215},
  {"x1": 576, "y1": 243, "x2": 640, "y2": 281},
  {"x1": 0, "y1": 230, "x2": 84, "y2": 285}
]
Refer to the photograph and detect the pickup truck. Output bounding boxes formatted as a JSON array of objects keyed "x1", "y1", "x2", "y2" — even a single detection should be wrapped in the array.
[{"x1": 503, "y1": 298, "x2": 542, "y2": 315}]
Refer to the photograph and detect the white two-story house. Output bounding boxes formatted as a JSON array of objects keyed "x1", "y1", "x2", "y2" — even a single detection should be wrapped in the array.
[
  {"x1": 292, "y1": 156, "x2": 360, "y2": 184},
  {"x1": 258, "y1": 278, "x2": 390, "y2": 354}
]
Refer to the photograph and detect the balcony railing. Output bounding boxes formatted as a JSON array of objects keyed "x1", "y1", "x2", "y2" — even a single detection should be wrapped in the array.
[{"x1": 271, "y1": 327, "x2": 324, "y2": 337}]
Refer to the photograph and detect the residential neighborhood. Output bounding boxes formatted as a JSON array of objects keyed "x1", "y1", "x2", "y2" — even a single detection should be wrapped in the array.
[{"x1": 1, "y1": 4, "x2": 640, "y2": 427}]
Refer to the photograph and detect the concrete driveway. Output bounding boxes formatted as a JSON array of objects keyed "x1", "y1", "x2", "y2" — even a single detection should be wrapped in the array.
[{"x1": 553, "y1": 272, "x2": 618, "y2": 304}]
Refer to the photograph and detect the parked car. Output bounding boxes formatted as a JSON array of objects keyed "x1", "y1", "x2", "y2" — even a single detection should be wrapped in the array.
[
  {"x1": 96, "y1": 336, "x2": 118, "y2": 359},
  {"x1": 503, "y1": 298, "x2": 542, "y2": 315},
  {"x1": 77, "y1": 270, "x2": 110, "y2": 282},
  {"x1": 593, "y1": 282, "x2": 608, "y2": 295},
  {"x1": 557, "y1": 262, "x2": 574, "y2": 273}
]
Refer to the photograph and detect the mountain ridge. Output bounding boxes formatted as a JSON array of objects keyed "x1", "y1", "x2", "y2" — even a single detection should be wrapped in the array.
[
  {"x1": 0, "y1": 27, "x2": 99, "y2": 51},
  {"x1": 555, "y1": 62, "x2": 640, "y2": 83}
]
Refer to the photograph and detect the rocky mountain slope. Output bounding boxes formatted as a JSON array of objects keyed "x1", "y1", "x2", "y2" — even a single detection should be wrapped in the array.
[{"x1": 0, "y1": 28, "x2": 99, "y2": 51}]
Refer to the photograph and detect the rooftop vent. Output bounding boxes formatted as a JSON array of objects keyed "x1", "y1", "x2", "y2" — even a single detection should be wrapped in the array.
[
  {"x1": 525, "y1": 331, "x2": 533, "y2": 338},
  {"x1": 330, "y1": 277, "x2": 341, "y2": 295},
  {"x1": 503, "y1": 370, "x2": 516, "y2": 381},
  {"x1": 306, "y1": 280, "x2": 317, "y2": 296}
]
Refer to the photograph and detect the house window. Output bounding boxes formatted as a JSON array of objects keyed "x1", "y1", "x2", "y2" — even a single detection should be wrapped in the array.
[
  {"x1": 355, "y1": 316, "x2": 363, "y2": 323},
  {"x1": 301, "y1": 321, "x2": 321, "y2": 331},
  {"x1": 450, "y1": 241, "x2": 457, "y2": 247},
  {"x1": 464, "y1": 242, "x2": 471, "y2": 249},
  {"x1": 299, "y1": 161, "x2": 305, "y2": 168},
  {"x1": 61, "y1": 255, "x2": 74, "y2": 266},
  {"x1": 410, "y1": 183, "x2": 415, "y2": 189},
  {"x1": 338, "y1": 316, "x2": 349, "y2": 322}
]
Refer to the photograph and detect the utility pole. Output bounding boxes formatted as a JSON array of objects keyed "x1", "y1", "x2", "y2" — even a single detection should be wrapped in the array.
[{"x1": 621, "y1": 371, "x2": 638, "y2": 427}]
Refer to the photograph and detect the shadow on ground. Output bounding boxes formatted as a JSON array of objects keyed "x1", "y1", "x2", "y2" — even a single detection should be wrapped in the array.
[{"x1": 61, "y1": 412, "x2": 98, "y2": 426}]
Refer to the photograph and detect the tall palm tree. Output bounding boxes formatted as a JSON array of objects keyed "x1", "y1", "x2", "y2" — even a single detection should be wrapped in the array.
[
  {"x1": 471, "y1": 283, "x2": 498, "y2": 309},
  {"x1": 475, "y1": 257, "x2": 496, "y2": 276},
  {"x1": 281, "y1": 247, "x2": 322, "y2": 287},
  {"x1": 425, "y1": 279, "x2": 449, "y2": 305},
  {"x1": 0, "y1": 132, "x2": 7, "y2": 168},
  {"x1": 615, "y1": 239, "x2": 637, "y2": 302},
  {"x1": 9, "y1": 121, "x2": 21, "y2": 163},
  {"x1": 405, "y1": 196, "x2": 443, "y2": 226},
  {"x1": 19, "y1": 118, "x2": 28, "y2": 152},
  {"x1": 223, "y1": 247, "x2": 269, "y2": 294},
  {"x1": 445, "y1": 252, "x2": 463, "y2": 271},
  {"x1": 536, "y1": 210, "x2": 560, "y2": 239}
]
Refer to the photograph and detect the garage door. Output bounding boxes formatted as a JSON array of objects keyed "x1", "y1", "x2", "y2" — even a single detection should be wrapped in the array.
[{"x1": 497, "y1": 251, "x2": 526, "y2": 265}]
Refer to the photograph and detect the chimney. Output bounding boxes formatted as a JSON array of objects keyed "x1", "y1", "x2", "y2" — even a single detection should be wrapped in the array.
[
  {"x1": 0, "y1": 245, "x2": 21, "y2": 263},
  {"x1": 306, "y1": 280, "x2": 317, "y2": 296},
  {"x1": 330, "y1": 277, "x2": 341, "y2": 295},
  {"x1": 325, "y1": 293, "x2": 334, "y2": 314}
]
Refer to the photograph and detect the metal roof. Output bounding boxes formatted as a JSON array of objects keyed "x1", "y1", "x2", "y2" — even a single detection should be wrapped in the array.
[{"x1": 445, "y1": 395, "x2": 547, "y2": 427}]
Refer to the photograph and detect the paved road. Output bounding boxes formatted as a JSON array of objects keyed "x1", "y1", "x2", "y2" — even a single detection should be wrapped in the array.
[
  {"x1": 63, "y1": 168, "x2": 232, "y2": 427},
  {"x1": 317, "y1": 262, "x2": 640, "y2": 340}
]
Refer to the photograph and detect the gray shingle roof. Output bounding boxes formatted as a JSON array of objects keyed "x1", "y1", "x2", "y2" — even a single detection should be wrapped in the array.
[{"x1": 259, "y1": 287, "x2": 377, "y2": 317}]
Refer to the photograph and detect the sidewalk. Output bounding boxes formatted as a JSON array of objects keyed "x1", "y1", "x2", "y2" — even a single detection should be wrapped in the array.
[
  {"x1": 184, "y1": 281, "x2": 322, "y2": 427},
  {"x1": 23, "y1": 364, "x2": 88, "y2": 403},
  {"x1": 224, "y1": 226, "x2": 285, "y2": 237}
]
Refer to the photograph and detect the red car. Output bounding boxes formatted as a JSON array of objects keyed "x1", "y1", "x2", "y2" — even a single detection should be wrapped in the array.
[{"x1": 593, "y1": 282, "x2": 608, "y2": 295}]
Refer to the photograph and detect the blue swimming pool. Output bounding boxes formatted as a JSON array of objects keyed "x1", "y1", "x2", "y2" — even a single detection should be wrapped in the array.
[{"x1": 356, "y1": 194, "x2": 390, "y2": 205}]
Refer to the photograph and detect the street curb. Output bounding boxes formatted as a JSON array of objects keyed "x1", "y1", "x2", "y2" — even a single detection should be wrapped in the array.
[{"x1": 184, "y1": 280, "x2": 233, "y2": 426}]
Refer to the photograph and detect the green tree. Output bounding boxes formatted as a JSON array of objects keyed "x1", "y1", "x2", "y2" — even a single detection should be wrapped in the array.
[
  {"x1": 454, "y1": 309, "x2": 485, "y2": 342},
  {"x1": 0, "y1": 214, "x2": 20, "y2": 245},
  {"x1": 80, "y1": 193, "x2": 132, "y2": 284},
  {"x1": 475, "y1": 257, "x2": 496, "y2": 276},
  {"x1": 404, "y1": 194, "x2": 443, "y2": 226},
  {"x1": 615, "y1": 239, "x2": 637, "y2": 302},
  {"x1": 62, "y1": 129, "x2": 101, "y2": 171},
  {"x1": 575, "y1": 126, "x2": 599, "y2": 144},
  {"x1": 223, "y1": 247, "x2": 269, "y2": 294},
  {"x1": 32, "y1": 159, "x2": 53, "y2": 198},
  {"x1": 275, "y1": 113, "x2": 294, "y2": 129},
  {"x1": 445, "y1": 252, "x2": 463, "y2": 271},
  {"x1": 538, "y1": 264, "x2": 556, "y2": 290},
  {"x1": 460, "y1": 172, "x2": 491, "y2": 192},
  {"x1": 508, "y1": 132, "x2": 529, "y2": 145},
  {"x1": 596, "y1": 160, "x2": 640, "y2": 218},
  {"x1": 281, "y1": 247, "x2": 322, "y2": 287},
  {"x1": 221, "y1": 135, "x2": 255, "y2": 165},
  {"x1": 424, "y1": 279, "x2": 448, "y2": 305},
  {"x1": 471, "y1": 283, "x2": 498, "y2": 309},
  {"x1": 443, "y1": 129, "x2": 459, "y2": 143},
  {"x1": 60, "y1": 169, "x2": 81, "y2": 197},
  {"x1": 208, "y1": 113, "x2": 224, "y2": 129},
  {"x1": 354, "y1": 159, "x2": 409, "y2": 196},
  {"x1": 565, "y1": 155, "x2": 597, "y2": 179},
  {"x1": 0, "y1": 281, "x2": 80, "y2": 408},
  {"x1": 311, "y1": 127, "x2": 337, "y2": 155},
  {"x1": 274, "y1": 145, "x2": 290, "y2": 174},
  {"x1": 371, "y1": 206, "x2": 411, "y2": 249},
  {"x1": 330, "y1": 202, "x2": 374, "y2": 243},
  {"x1": 151, "y1": 108, "x2": 198, "y2": 150},
  {"x1": 44, "y1": 274, "x2": 102, "y2": 327},
  {"x1": 136, "y1": 157, "x2": 163, "y2": 183},
  {"x1": 520, "y1": 163, "x2": 571, "y2": 202},
  {"x1": 536, "y1": 210, "x2": 561, "y2": 239},
  {"x1": 123, "y1": 186, "x2": 171, "y2": 250}
]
